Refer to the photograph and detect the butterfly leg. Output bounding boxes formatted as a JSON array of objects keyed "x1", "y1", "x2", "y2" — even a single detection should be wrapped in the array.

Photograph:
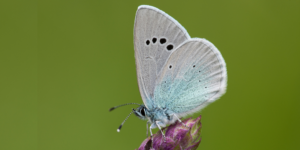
[
  {"x1": 155, "y1": 121, "x2": 166, "y2": 142},
  {"x1": 173, "y1": 114, "x2": 190, "y2": 129},
  {"x1": 149, "y1": 125, "x2": 154, "y2": 147},
  {"x1": 146, "y1": 122, "x2": 149, "y2": 137}
]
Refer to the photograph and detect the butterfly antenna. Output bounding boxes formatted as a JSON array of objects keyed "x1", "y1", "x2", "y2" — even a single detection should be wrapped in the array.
[
  {"x1": 109, "y1": 103, "x2": 141, "y2": 111},
  {"x1": 117, "y1": 108, "x2": 135, "y2": 132}
]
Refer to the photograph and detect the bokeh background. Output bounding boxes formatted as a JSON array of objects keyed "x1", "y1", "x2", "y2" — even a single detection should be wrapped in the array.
[{"x1": 1, "y1": 0, "x2": 299, "y2": 150}]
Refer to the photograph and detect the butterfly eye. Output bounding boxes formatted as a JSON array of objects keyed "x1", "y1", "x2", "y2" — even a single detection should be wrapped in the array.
[
  {"x1": 146, "y1": 40, "x2": 150, "y2": 45},
  {"x1": 141, "y1": 108, "x2": 145, "y2": 116},
  {"x1": 160, "y1": 38, "x2": 167, "y2": 44},
  {"x1": 152, "y1": 38, "x2": 157, "y2": 43}
]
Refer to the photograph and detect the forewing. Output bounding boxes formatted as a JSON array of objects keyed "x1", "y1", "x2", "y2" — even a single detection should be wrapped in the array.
[
  {"x1": 153, "y1": 38, "x2": 227, "y2": 116},
  {"x1": 134, "y1": 5, "x2": 191, "y2": 109}
]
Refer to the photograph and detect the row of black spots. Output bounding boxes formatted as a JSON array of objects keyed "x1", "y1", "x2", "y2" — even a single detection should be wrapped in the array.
[
  {"x1": 193, "y1": 65, "x2": 203, "y2": 73},
  {"x1": 145, "y1": 37, "x2": 174, "y2": 51},
  {"x1": 145, "y1": 37, "x2": 164, "y2": 45},
  {"x1": 192, "y1": 64, "x2": 203, "y2": 75}
]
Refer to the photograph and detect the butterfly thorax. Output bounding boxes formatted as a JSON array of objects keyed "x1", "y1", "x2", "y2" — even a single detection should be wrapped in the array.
[{"x1": 134, "y1": 105, "x2": 177, "y2": 128}]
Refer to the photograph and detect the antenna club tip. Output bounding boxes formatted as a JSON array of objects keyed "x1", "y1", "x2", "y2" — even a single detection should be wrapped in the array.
[
  {"x1": 109, "y1": 107, "x2": 115, "y2": 111},
  {"x1": 117, "y1": 129, "x2": 120, "y2": 132}
]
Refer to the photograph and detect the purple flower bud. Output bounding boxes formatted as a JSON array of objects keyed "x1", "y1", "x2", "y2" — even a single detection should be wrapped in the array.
[{"x1": 137, "y1": 116, "x2": 202, "y2": 150}]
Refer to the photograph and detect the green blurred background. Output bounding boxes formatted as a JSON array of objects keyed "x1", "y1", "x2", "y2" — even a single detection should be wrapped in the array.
[{"x1": 0, "y1": 0, "x2": 299, "y2": 150}]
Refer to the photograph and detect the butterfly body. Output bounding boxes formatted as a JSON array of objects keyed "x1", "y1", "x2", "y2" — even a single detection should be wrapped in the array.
[{"x1": 134, "y1": 105, "x2": 177, "y2": 129}]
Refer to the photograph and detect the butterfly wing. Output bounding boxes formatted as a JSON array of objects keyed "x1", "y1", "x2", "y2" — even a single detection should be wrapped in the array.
[
  {"x1": 153, "y1": 38, "x2": 227, "y2": 117},
  {"x1": 134, "y1": 5, "x2": 191, "y2": 109}
]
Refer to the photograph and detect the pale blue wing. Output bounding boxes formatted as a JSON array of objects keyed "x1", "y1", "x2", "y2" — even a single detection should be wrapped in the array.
[
  {"x1": 153, "y1": 38, "x2": 227, "y2": 117},
  {"x1": 134, "y1": 5, "x2": 191, "y2": 109}
]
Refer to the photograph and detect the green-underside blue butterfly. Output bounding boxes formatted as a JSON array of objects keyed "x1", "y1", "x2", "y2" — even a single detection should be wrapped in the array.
[{"x1": 110, "y1": 5, "x2": 227, "y2": 141}]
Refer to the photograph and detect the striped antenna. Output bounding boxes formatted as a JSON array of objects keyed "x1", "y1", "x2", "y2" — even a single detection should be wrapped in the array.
[
  {"x1": 117, "y1": 108, "x2": 136, "y2": 132},
  {"x1": 109, "y1": 103, "x2": 141, "y2": 111}
]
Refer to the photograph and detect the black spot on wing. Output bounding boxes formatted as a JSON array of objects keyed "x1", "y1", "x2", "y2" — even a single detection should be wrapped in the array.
[
  {"x1": 152, "y1": 37, "x2": 157, "y2": 43},
  {"x1": 146, "y1": 40, "x2": 150, "y2": 45},
  {"x1": 166, "y1": 44, "x2": 173, "y2": 50},
  {"x1": 160, "y1": 38, "x2": 166, "y2": 44}
]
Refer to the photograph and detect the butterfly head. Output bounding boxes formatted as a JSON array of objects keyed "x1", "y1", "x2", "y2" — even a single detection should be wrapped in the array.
[{"x1": 133, "y1": 105, "x2": 148, "y2": 120}]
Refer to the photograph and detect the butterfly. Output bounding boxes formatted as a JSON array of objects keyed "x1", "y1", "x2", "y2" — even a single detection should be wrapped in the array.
[{"x1": 110, "y1": 5, "x2": 227, "y2": 141}]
